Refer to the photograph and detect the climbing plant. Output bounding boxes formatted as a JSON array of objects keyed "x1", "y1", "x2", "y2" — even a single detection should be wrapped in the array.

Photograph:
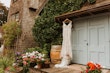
[
  {"x1": 33, "y1": 0, "x2": 96, "y2": 48},
  {"x1": 2, "y1": 21, "x2": 21, "y2": 48}
]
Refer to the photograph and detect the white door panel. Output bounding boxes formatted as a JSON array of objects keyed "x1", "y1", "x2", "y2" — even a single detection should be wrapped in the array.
[
  {"x1": 88, "y1": 15, "x2": 109, "y2": 67},
  {"x1": 72, "y1": 14, "x2": 110, "y2": 68},
  {"x1": 72, "y1": 19, "x2": 88, "y2": 64}
]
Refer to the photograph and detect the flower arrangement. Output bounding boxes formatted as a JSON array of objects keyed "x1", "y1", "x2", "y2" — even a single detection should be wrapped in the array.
[
  {"x1": 15, "y1": 51, "x2": 46, "y2": 73},
  {"x1": 22, "y1": 51, "x2": 45, "y2": 65},
  {"x1": 14, "y1": 47, "x2": 50, "y2": 73},
  {"x1": 81, "y1": 62, "x2": 102, "y2": 73}
]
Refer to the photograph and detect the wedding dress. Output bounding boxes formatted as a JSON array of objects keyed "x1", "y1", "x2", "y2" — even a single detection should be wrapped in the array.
[
  {"x1": 55, "y1": 21, "x2": 72, "y2": 68},
  {"x1": 55, "y1": 55, "x2": 71, "y2": 68},
  {"x1": 61, "y1": 21, "x2": 72, "y2": 59}
]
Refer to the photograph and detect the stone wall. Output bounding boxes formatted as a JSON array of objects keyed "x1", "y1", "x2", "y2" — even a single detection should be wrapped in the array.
[
  {"x1": 8, "y1": 0, "x2": 23, "y2": 21},
  {"x1": 8, "y1": 0, "x2": 48, "y2": 51}
]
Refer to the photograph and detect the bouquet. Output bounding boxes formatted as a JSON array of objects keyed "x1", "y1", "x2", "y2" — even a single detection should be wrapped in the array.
[
  {"x1": 81, "y1": 62, "x2": 102, "y2": 73},
  {"x1": 22, "y1": 51, "x2": 45, "y2": 65}
]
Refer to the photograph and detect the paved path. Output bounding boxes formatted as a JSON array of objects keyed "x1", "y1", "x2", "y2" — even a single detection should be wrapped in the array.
[
  {"x1": 30, "y1": 64, "x2": 110, "y2": 73},
  {"x1": 41, "y1": 68, "x2": 81, "y2": 73}
]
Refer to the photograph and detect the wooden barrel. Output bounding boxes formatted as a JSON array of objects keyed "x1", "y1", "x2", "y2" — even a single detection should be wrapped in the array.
[{"x1": 50, "y1": 45, "x2": 62, "y2": 64}]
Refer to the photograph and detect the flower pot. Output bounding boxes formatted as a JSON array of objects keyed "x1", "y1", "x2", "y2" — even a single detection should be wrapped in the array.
[
  {"x1": 42, "y1": 63, "x2": 50, "y2": 68},
  {"x1": 37, "y1": 64, "x2": 42, "y2": 69},
  {"x1": 30, "y1": 62, "x2": 37, "y2": 67}
]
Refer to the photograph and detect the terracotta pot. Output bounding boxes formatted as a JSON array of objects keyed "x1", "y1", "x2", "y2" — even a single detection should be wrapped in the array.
[
  {"x1": 42, "y1": 62, "x2": 50, "y2": 68},
  {"x1": 37, "y1": 64, "x2": 42, "y2": 69},
  {"x1": 30, "y1": 62, "x2": 37, "y2": 67}
]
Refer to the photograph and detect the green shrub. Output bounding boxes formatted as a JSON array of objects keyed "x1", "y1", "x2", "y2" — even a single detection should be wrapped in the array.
[
  {"x1": 0, "y1": 56, "x2": 14, "y2": 70},
  {"x1": 33, "y1": 0, "x2": 96, "y2": 50},
  {"x1": 2, "y1": 21, "x2": 21, "y2": 48},
  {"x1": 25, "y1": 46, "x2": 49, "y2": 58}
]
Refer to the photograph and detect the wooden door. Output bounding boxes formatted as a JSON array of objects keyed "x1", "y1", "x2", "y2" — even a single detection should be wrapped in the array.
[{"x1": 72, "y1": 19, "x2": 88, "y2": 64}]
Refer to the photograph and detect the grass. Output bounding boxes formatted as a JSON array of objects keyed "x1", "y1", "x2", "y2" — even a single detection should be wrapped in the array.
[{"x1": 0, "y1": 49, "x2": 15, "y2": 73}]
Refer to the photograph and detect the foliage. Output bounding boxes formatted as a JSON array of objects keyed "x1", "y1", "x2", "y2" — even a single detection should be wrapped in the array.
[
  {"x1": 87, "y1": 0, "x2": 96, "y2": 4},
  {"x1": 2, "y1": 21, "x2": 21, "y2": 48},
  {"x1": 23, "y1": 64, "x2": 29, "y2": 73},
  {"x1": 81, "y1": 62, "x2": 102, "y2": 73},
  {"x1": 3, "y1": 49, "x2": 15, "y2": 59},
  {"x1": 25, "y1": 47, "x2": 43, "y2": 53},
  {"x1": 0, "y1": 68, "x2": 4, "y2": 73},
  {"x1": 0, "y1": 56, "x2": 12, "y2": 70},
  {"x1": 33, "y1": 0, "x2": 96, "y2": 49},
  {"x1": 15, "y1": 52, "x2": 23, "y2": 66},
  {"x1": 14, "y1": 47, "x2": 50, "y2": 71},
  {"x1": 0, "y1": 56, "x2": 15, "y2": 73},
  {"x1": 25, "y1": 46, "x2": 49, "y2": 58},
  {"x1": 0, "y1": 2, "x2": 9, "y2": 25}
]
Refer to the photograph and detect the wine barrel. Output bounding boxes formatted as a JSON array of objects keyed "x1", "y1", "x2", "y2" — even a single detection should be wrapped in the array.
[{"x1": 50, "y1": 45, "x2": 62, "y2": 64}]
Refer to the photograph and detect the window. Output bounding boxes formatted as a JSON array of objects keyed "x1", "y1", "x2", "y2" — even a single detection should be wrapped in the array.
[
  {"x1": 0, "y1": 9, "x2": 4, "y2": 14},
  {"x1": 15, "y1": 12, "x2": 19, "y2": 21},
  {"x1": 11, "y1": 12, "x2": 19, "y2": 21},
  {"x1": 29, "y1": 8, "x2": 36, "y2": 12}
]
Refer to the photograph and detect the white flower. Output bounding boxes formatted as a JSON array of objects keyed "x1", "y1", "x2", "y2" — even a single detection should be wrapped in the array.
[
  {"x1": 26, "y1": 52, "x2": 29, "y2": 56},
  {"x1": 12, "y1": 63, "x2": 17, "y2": 66},
  {"x1": 32, "y1": 51, "x2": 36, "y2": 54},
  {"x1": 42, "y1": 54, "x2": 45, "y2": 57},
  {"x1": 39, "y1": 56, "x2": 42, "y2": 59},
  {"x1": 38, "y1": 53, "x2": 42, "y2": 56},
  {"x1": 35, "y1": 51, "x2": 39, "y2": 54},
  {"x1": 34, "y1": 65, "x2": 38, "y2": 69},
  {"x1": 22, "y1": 55, "x2": 27, "y2": 58},
  {"x1": 36, "y1": 56, "x2": 39, "y2": 58},
  {"x1": 41, "y1": 58, "x2": 45, "y2": 61},
  {"x1": 30, "y1": 53, "x2": 34, "y2": 56}
]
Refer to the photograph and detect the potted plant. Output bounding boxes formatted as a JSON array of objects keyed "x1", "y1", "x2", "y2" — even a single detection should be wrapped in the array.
[
  {"x1": 81, "y1": 62, "x2": 102, "y2": 73},
  {"x1": 15, "y1": 47, "x2": 50, "y2": 70}
]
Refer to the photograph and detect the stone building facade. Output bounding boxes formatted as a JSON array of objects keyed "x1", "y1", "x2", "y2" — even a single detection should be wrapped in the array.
[{"x1": 8, "y1": 0, "x2": 48, "y2": 51}]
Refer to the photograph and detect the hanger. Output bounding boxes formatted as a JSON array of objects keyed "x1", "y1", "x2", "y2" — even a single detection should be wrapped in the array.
[{"x1": 63, "y1": 18, "x2": 72, "y2": 24}]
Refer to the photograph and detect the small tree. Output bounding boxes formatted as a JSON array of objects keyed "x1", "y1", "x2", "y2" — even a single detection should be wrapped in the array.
[{"x1": 2, "y1": 21, "x2": 21, "y2": 48}]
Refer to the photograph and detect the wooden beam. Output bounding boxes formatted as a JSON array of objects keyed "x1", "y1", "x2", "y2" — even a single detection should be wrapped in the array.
[{"x1": 55, "y1": 0, "x2": 110, "y2": 23}]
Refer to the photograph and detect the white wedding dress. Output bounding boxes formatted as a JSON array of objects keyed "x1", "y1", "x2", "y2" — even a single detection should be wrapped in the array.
[
  {"x1": 61, "y1": 21, "x2": 72, "y2": 59},
  {"x1": 55, "y1": 21, "x2": 72, "y2": 68}
]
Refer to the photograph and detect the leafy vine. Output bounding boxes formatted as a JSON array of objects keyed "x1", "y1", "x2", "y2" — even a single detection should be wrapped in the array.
[{"x1": 33, "y1": 0, "x2": 96, "y2": 48}]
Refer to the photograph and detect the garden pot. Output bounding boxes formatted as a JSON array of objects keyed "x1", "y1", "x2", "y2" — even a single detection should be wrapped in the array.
[
  {"x1": 37, "y1": 64, "x2": 42, "y2": 69},
  {"x1": 50, "y1": 45, "x2": 62, "y2": 64},
  {"x1": 42, "y1": 62, "x2": 50, "y2": 68},
  {"x1": 30, "y1": 62, "x2": 36, "y2": 67}
]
